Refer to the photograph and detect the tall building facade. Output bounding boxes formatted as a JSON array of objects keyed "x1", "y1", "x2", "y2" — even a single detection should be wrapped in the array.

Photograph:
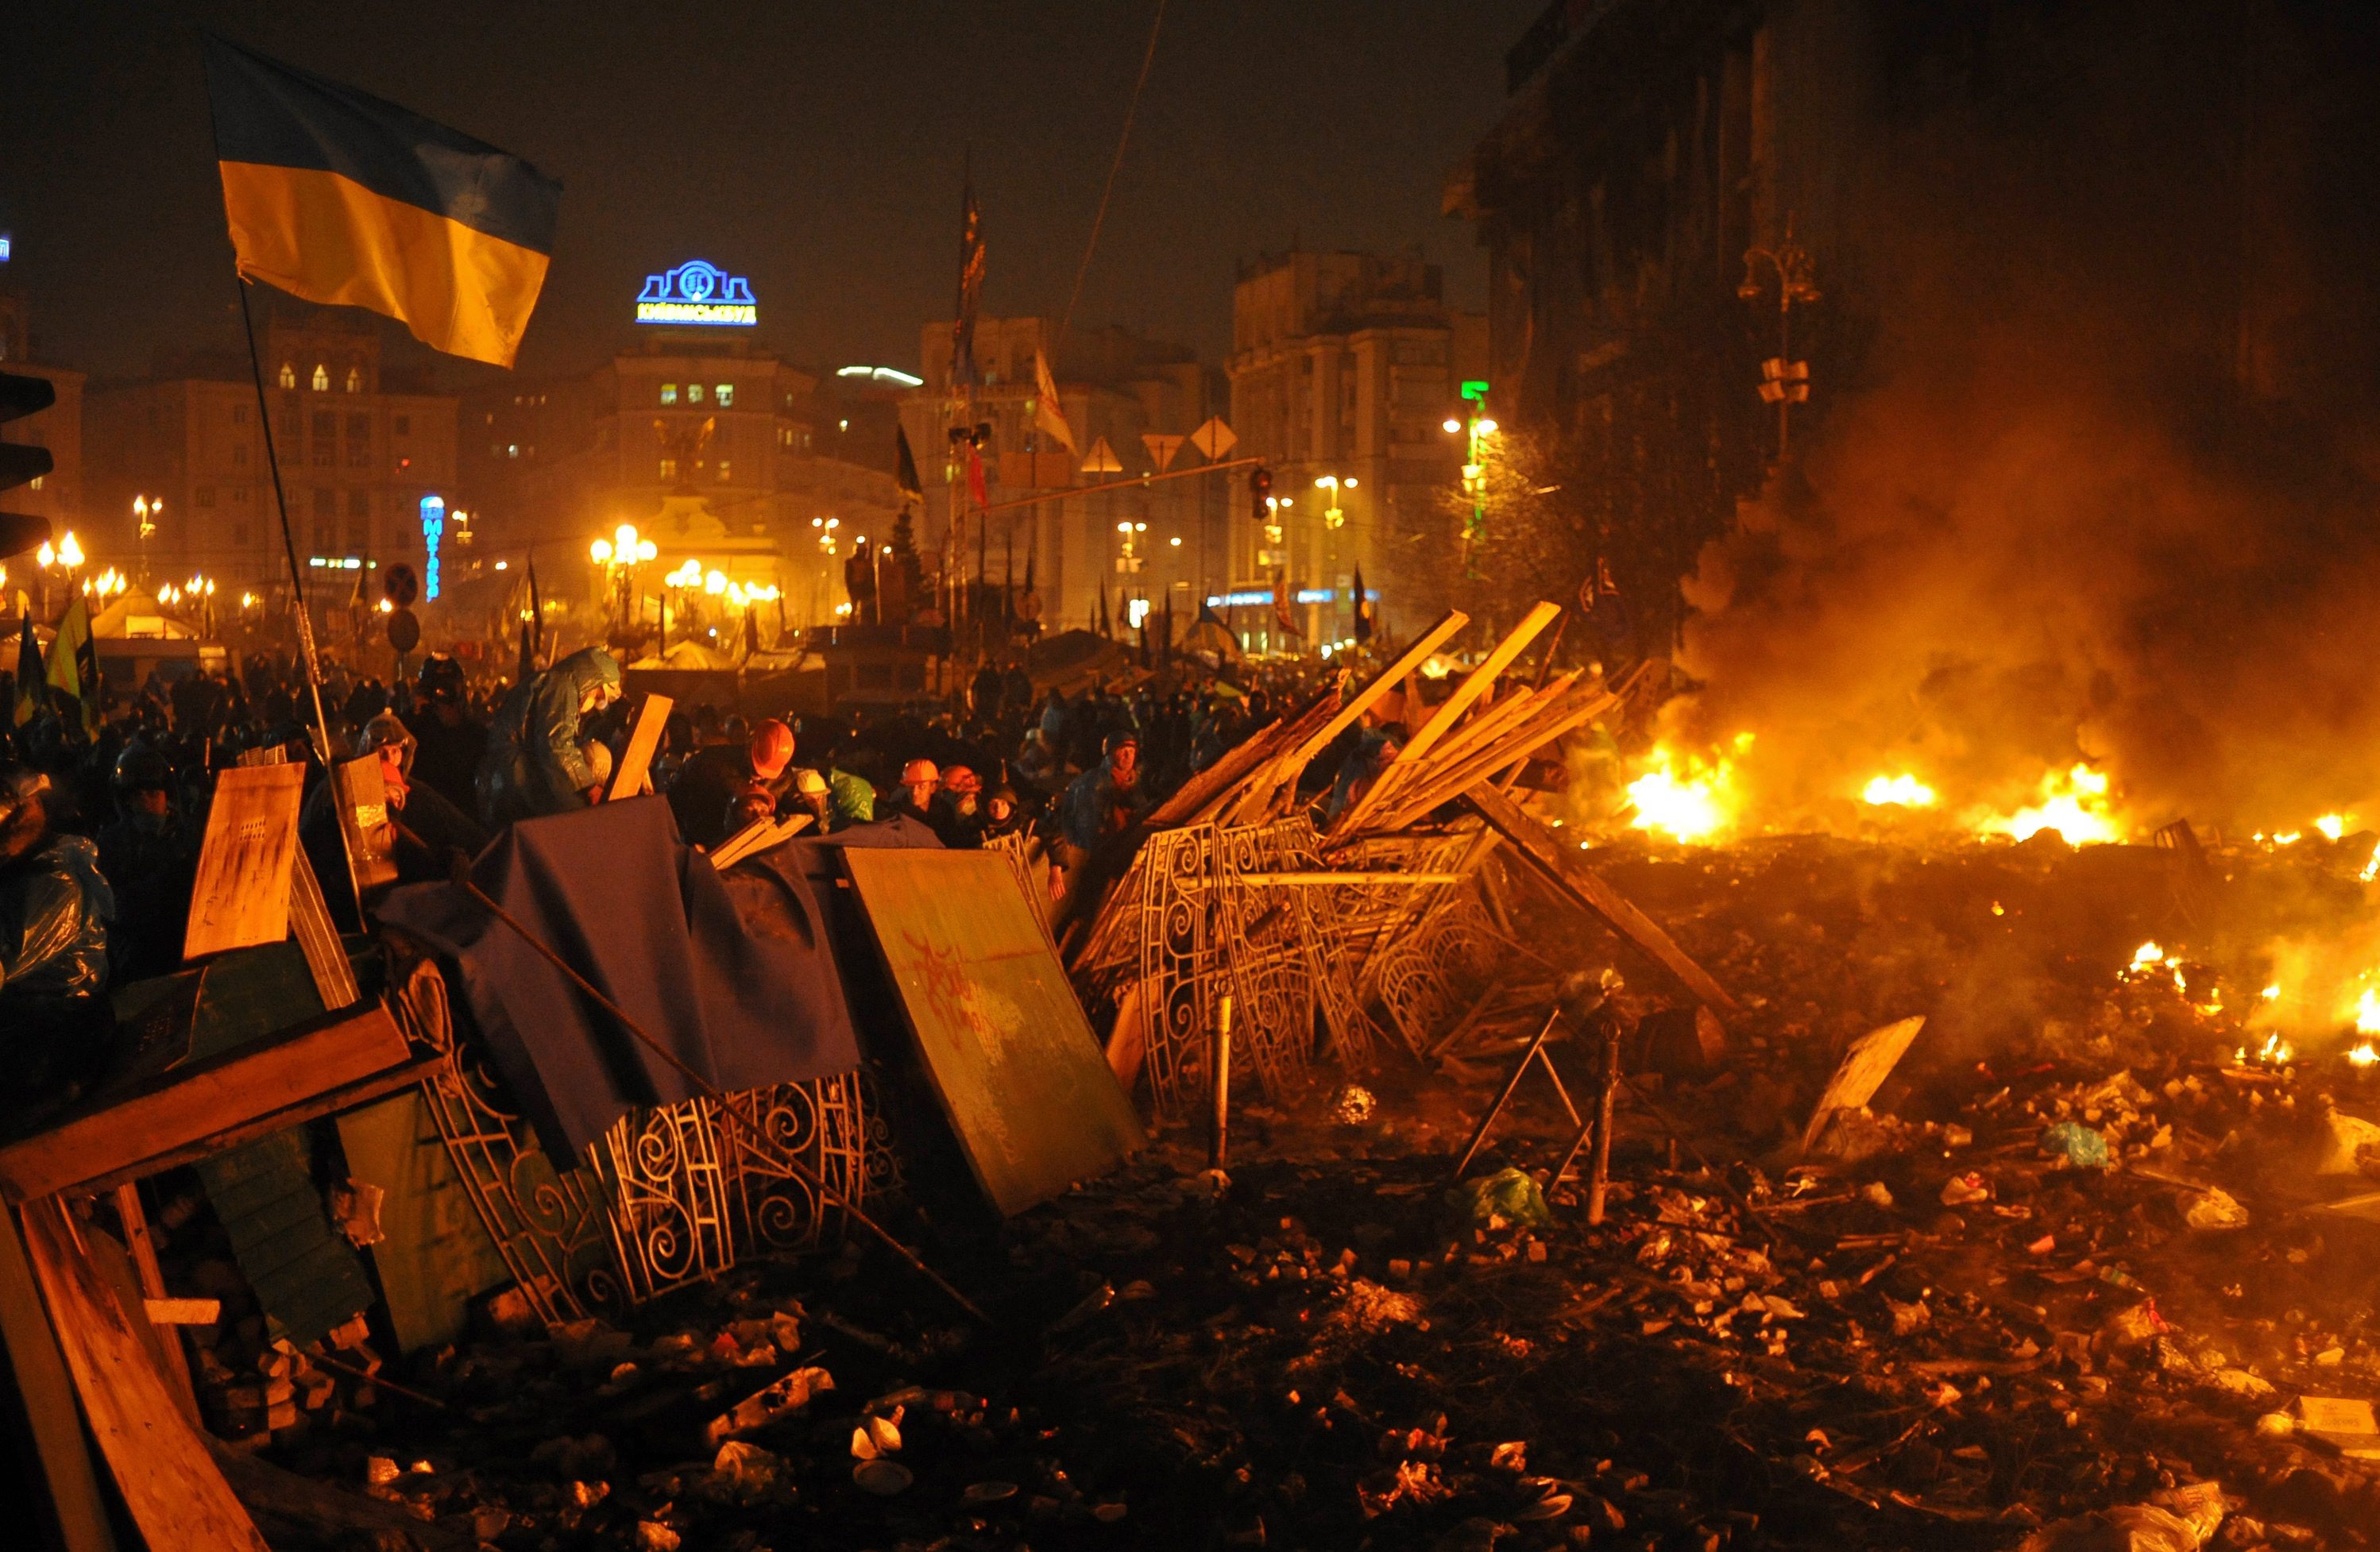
[
  {"x1": 0, "y1": 288, "x2": 87, "y2": 554},
  {"x1": 83, "y1": 309, "x2": 456, "y2": 589},
  {"x1": 1225, "y1": 250, "x2": 1485, "y2": 638},
  {"x1": 900, "y1": 316, "x2": 1227, "y2": 638}
]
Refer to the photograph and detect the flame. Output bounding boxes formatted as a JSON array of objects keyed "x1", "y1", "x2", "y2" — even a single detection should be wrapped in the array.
[
  {"x1": 1861, "y1": 774, "x2": 1938, "y2": 808},
  {"x1": 1625, "y1": 743, "x2": 1741, "y2": 844},
  {"x1": 1978, "y1": 764, "x2": 2123, "y2": 845},
  {"x1": 2362, "y1": 841, "x2": 2380, "y2": 883},
  {"x1": 2358, "y1": 987, "x2": 2380, "y2": 1035},
  {"x1": 2131, "y1": 942, "x2": 2166, "y2": 970},
  {"x1": 2351, "y1": 1042, "x2": 2379, "y2": 1069},
  {"x1": 2318, "y1": 813, "x2": 2351, "y2": 840},
  {"x1": 2235, "y1": 1033, "x2": 2296, "y2": 1067}
]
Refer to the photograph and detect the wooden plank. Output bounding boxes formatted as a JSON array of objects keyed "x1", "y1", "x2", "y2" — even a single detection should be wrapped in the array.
[
  {"x1": 1465, "y1": 783, "x2": 1741, "y2": 1017},
  {"x1": 1801, "y1": 1017, "x2": 1926, "y2": 1152},
  {"x1": 287, "y1": 844, "x2": 360, "y2": 1009},
  {"x1": 1375, "y1": 686, "x2": 1617, "y2": 832},
  {"x1": 606, "y1": 690, "x2": 674, "y2": 801},
  {"x1": 143, "y1": 1298, "x2": 221, "y2": 1326},
  {"x1": 69, "y1": 1058, "x2": 450, "y2": 1203},
  {"x1": 0, "y1": 1003, "x2": 412, "y2": 1205},
  {"x1": 1336, "y1": 603, "x2": 1559, "y2": 833},
  {"x1": 1276, "y1": 608, "x2": 1470, "y2": 782},
  {"x1": 1143, "y1": 682, "x2": 1339, "y2": 829},
  {"x1": 183, "y1": 762, "x2": 303, "y2": 959},
  {"x1": 844, "y1": 848, "x2": 1142, "y2": 1217},
  {"x1": 113, "y1": 1183, "x2": 198, "y2": 1419},
  {"x1": 709, "y1": 809, "x2": 812, "y2": 869},
  {"x1": 197, "y1": 1129, "x2": 373, "y2": 1349},
  {"x1": 1237, "y1": 872, "x2": 1462, "y2": 886},
  {"x1": 1360, "y1": 672, "x2": 1573, "y2": 820},
  {"x1": 0, "y1": 1206, "x2": 118, "y2": 1552},
  {"x1": 21, "y1": 1199, "x2": 271, "y2": 1551}
]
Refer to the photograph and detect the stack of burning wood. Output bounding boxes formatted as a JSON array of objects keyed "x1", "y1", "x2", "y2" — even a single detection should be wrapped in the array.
[{"x1": 1071, "y1": 602, "x2": 1741, "y2": 1118}]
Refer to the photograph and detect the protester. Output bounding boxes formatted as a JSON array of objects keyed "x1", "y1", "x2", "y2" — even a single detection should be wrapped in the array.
[
  {"x1": 930, "y1": 762, "x2": 987, "y2": 848},
  {"x1": 404, "y1": 654, "x2": 486, "y2": 818},
  {"x1": 890, "y1": 757, "x2": 939, "y2": 826},
  {"x1": 1059, "y1": 732, "x2": 1148, "y2": 862},
  {"x1": 0, "y1": 762, "x2": 116, "y2": 1114},
  {"x1": 475, "y1": 646, "x2": 622, "y2": 824}
]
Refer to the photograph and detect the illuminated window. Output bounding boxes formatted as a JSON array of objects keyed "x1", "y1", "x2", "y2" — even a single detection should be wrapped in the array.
[
  {"x1": 311, "y1": 363, "x2": 330, "y2": 392},
  {"x1": 659, "y1": 457, "x2": 678, "y2": 481},
  {"x1": 779, "y1": 427, "x2": 792, "y2": 447},
  {"x1": 687, "y1": 383, "x2": 705, "y2": 404},
  {"x1": 28, "y1": 475, "x2": 42, "y2": 490},
  {"x1": 278, "y1": 362, "x2": 296, "y2": 389},
  {"x1": 660, "y1": 384, "x2": 678, "y2": 405},
  {"x1": 715, "y1": 384, "x2": 734, "y2": 407},
  {"x1": 717, "y1": 459, "x2": 732, "y2": 482},
  {"x1": 344, "y1": 365, "x2": 362, "y2": 392}
]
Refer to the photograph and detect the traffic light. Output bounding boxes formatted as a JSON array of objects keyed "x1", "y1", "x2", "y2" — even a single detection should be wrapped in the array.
[
  {"x1": 1248, "y1": 464, "x2": 1273, "y2": 523},
  {"x1": 0, "y1": 370, "x2": 56, "y2": 560}
]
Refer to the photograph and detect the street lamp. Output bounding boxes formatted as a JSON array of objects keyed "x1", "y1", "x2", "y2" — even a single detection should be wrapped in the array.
[
  {"x1": 1739, "y1": 214, "x2": 1820, "y2": 456},
  {"x1": 1314, "y1": 475, "x2": 1357, "y2": 530},
  {"x1": 1448, "y1": 381, "x2": 1493, "y2": 573},
  {"x1": 133, "y1": 496, "x2": 160, "y2": 581}
]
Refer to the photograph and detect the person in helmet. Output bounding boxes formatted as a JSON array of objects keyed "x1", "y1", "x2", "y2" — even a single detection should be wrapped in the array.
[
  {"x1": 888, "y1": 757, "x2": 940, "y2": 828},
  {"x1": 0, "y1": 761, "x2": 117, "y2": 1114},
  {"x1": 475, "y1": 647, "x2": 623, "y2": 826},
  {"x1": 787, "y1": 766, "x2": 835, "y2": 832},
  {"x1": 1060, "y1": 732, "x2": 1147, "y2": 855},
  {"x1": 97, "y1": 742, "x2": 197, "y2": 979},
  {"x1": 982, "y1": 783, "x2": 1029, "y2": 843},
  {"x1": 669, "y1": 715, "x2": 795, "y2": 850},
  {"x1": 305, "y1": 710, "x2": 489, "y2": 929},
  {"x1": 404, "y1": 653, "x2": 487, "y2": 818},
  {"x1": 929, "y1": 762, "x2": 987, "y2": 848}
]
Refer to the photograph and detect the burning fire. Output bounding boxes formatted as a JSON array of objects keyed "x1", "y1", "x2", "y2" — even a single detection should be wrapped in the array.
[
  {"x1": 1860, "y1": 774, "x2": 1938, "y2": 808},
  {"x1": 2351, "y1": 1042, "x2": 2379, "y2": 1069},
  {"x1": 2357, "y1": 987, "x2": 2380, "y2": 1035},
  {"x1": 1625, "y1": 739, "x2": 1746, "y2": 844},
  {"x1": 2319, "y1": 813, "x2": 2351, "y2": 841},
  {"x1": 1978, "y1": 764, "x2": 2123, "y2": 845},
  {"x1": 2236, "y1": 1033, "x2": 2296, "y2": 1067}
]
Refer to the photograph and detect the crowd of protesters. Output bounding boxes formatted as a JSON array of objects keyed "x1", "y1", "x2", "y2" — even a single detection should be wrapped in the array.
[{"x1": 0, "y1": 639, "x2": 1374, "y2": 1114}]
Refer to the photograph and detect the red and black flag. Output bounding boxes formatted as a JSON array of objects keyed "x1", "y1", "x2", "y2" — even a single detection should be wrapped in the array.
[
  {"x1": 1272, "y1": 578, "x2": 1304, "y2": 643},
  {"x1": 894, "y1": 425, "x2": 925, "y2": 504},
  {"x1": 951, "y1": 174, "x2": 985, "y2": 389},
  {"x1": 1351, "y1": 564, "x2": 1375, "y2": 643},
  {"x1": 203, "y1": 35, "x2": 561, "y2": 367}
]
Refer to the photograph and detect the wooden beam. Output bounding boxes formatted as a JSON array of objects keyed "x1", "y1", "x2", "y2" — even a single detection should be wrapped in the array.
[
  {"x1": 0, "y1": 1206, "x2": 118, "y2": 1552},
  {"x1": 142, "y1": 1299, "x2": 222, "y2": 1326},
  {"x1": 21, "y1": 1201, "x2": 270, "y2": 1550},
  {"x1": 113, "y1": 1185, "x2": 197, "y2": 1420},
  {"x1": 1464, "y1": 783, "x2": 1741, "y2": 1017},
  {"x1": 286, "y1": 845, "x2": 360, "y2": 1010},
  {"x1": 709, "y1": 809, "x2": 813, "y2": 870},
  {"x1": 1335, "y1": 602, "x2": 1559, "y2": 834},
  {"x1": 70, "y1": 1056, "x2": 445, "y2": 1202},
  {"x1": 1236, "y1": 872, "x2": 1462, "y2": 886},
  {"x1": 606, "y1": 690, "x2": 674, "y2": 801},
  {"x1": 0, "y1": 1005, "x2": 414, "y2": 1206},
  {"x1": 1264, "y1": 609, "x2": 1470, "y2": 790},
  {"x1": 182, "y1": 762, "x2": 303, "y2": 959}
]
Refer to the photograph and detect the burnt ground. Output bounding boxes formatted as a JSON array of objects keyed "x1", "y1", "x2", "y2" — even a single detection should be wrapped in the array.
[{"x1": 229, "y1": 833, "x2": 2380, "y2": 1551}]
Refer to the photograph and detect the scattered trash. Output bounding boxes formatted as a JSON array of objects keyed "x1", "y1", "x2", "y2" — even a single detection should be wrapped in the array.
[
  {"x1": 2039, "y1": 1119, "x2": 2111, "y2": 1168},
  {"x1": 1447, "y1": 1167, "x2": 1553, "y2": 1231},
  {"x1": 2182, "y1": 1187, "x2": 2250, "y2": 1231},
  {"x1": 853, "y1": 1458, "x2": 914, "y2": 1496},
  {"x1": 1939, "y1": 1171, "x2": 1993, "y2": 1206}
]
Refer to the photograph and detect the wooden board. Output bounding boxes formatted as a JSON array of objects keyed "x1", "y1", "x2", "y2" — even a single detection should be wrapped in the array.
[
  {"x1": 335, "y1": 1089, "x2": 514, "y2": 1353},
  {"x1": 1335, "y1": 603, "x2": 1559, "y2": 833},
  {"x1": 197, "y1": 1128, "x2": 375, "y2": 1349},
  {"x1": 0, "y1": 1205, "x2": 117, "y2": 1552},
  {"x1": 21, "y1": 1199, "x2": 270, "y2": 1551},
  {"x1": 183, "y1": 762, "x2": 304, "y2": 959},
  {"x1": 0, "y1": 1002, "x2": 411, "y2": 1203},
  {"x1": 1801, "y1": 1016, "x2": 1926, "y2": 1152},
  {"x1": 329, "y1": 754, "x2": 400, "y2": 898},
  {"x1": 287, "y1": 844, "x2": 361, "y2": 1008},
  {"x1": 844, "y1": 848, "x2": 1142, "y2": 1216},
  {"x1": 1466, "y1": 782, "x2": 1741, "y2": 1017},
  {"x1": 606, "y1": 690, "x2": 674, "y2": 801}
]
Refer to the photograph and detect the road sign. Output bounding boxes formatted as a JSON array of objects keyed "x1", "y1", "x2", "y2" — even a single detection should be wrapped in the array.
[
  {"x1": 386, "y1": 605, "x2": 421, "y2": 654},
  {"x1": 1080, "y1": 437, "x2": 1122, "y2": 475},
  {"x1": 1188, "y1": 417, "x2": 1237, "y2": 461}
]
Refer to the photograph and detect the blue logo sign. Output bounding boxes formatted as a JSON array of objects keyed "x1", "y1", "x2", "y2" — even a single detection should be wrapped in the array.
[
  {"x1": 419, "y1": 496, "x2": 445, "y2": 601},
  {"x1": 636, "y1": 260, "x2": 758, "y2": 326}
]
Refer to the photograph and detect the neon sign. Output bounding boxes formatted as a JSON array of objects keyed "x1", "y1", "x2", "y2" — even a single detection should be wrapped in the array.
[
  {"x1": 636, "y1": 260, "x2": 757, "y2": 326},
  {"x1": 419, "y1": 496, "x2": 445, "y2": 600}
]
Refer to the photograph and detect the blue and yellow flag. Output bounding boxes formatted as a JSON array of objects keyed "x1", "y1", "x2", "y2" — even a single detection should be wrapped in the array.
[{"x1": 203, "y1": 37, "x2": 561, "y2": 368}]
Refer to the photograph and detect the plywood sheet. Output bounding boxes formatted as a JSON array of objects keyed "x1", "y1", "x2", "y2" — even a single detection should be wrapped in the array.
[
  {"x1": 844, "y1": 848, "x2": 1142, "y2": 1216},
  {"x1": 336, "y1": 1090, "x2": 512, "y2": 1353},
  {"x1": 1802, "y1": 1016, "x2": 1927, "y2": 1152},
  {"x1": 184, "y1": 762, "x2": 304, "y2": 959}
]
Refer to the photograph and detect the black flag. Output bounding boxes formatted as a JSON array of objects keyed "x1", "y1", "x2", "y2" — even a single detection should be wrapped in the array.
[
  {"x1": 1351, "y1": 565, "x2": 1374, "y2": 643},
  {"x1": 1097, "y1": 577, "x2": 1112, "y2": 639},
  {"x1": 894, "y1": 424, "x2": 924, "y2": 503}
]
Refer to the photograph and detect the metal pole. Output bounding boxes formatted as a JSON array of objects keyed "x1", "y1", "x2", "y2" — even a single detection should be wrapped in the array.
[
  {"x1": 1586, "y1": 1017, "x2": 1619, "y2": 1225},
  {"x1": 1209, "y1": 994, "x2": 1234, "y2": 1170},
  {"x1": 232, "y1": 280, "x2": 334, "y2": 764}
]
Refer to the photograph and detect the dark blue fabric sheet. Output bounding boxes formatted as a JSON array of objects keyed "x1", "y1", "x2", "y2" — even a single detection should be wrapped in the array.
[{"x1": 377, "y1": 796, "x2": 864, "y2": 1157}]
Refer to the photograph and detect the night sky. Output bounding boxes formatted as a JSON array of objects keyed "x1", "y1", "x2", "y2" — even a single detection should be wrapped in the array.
[{"x1": 3, "y1": 1, "x2": 1542, "y2": 388}]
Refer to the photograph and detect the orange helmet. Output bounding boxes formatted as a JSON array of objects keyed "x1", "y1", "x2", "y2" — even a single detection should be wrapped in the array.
[
  {"x1": 900, "y1": 758, "x2": 939, "y2": 788},
  {"x1": 941, "y1": 764, "x2": 981, "y2": 795},
  {"x1": 749, "y1": 718, "x2": 795, "y2": 779}
]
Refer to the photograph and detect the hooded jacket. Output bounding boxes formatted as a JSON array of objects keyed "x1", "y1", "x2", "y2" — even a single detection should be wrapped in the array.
[{"x1": 476, "y1": 647, "x2": 621, "y2": 826}]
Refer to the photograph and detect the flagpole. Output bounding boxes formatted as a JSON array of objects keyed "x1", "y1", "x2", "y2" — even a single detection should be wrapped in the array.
[{"x1": 234, "y1": 278, "x2": 337, "y2": 762}]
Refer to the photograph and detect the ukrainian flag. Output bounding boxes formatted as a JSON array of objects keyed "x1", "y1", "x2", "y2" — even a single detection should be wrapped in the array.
[{"x1": 203, "y1": 37, "x2": 560, "y2": 368}]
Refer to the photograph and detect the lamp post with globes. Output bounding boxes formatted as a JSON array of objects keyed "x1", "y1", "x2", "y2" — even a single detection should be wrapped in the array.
[
  {"x1": 133, "y1": 496, "x2": 160, "y2": 584},
  {"x1": 1443, "y1": 381, "x2": 1497, "y2": 576},
  {"x1": 589, "y1": 523, "x2": 657, "y2": 647}
]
